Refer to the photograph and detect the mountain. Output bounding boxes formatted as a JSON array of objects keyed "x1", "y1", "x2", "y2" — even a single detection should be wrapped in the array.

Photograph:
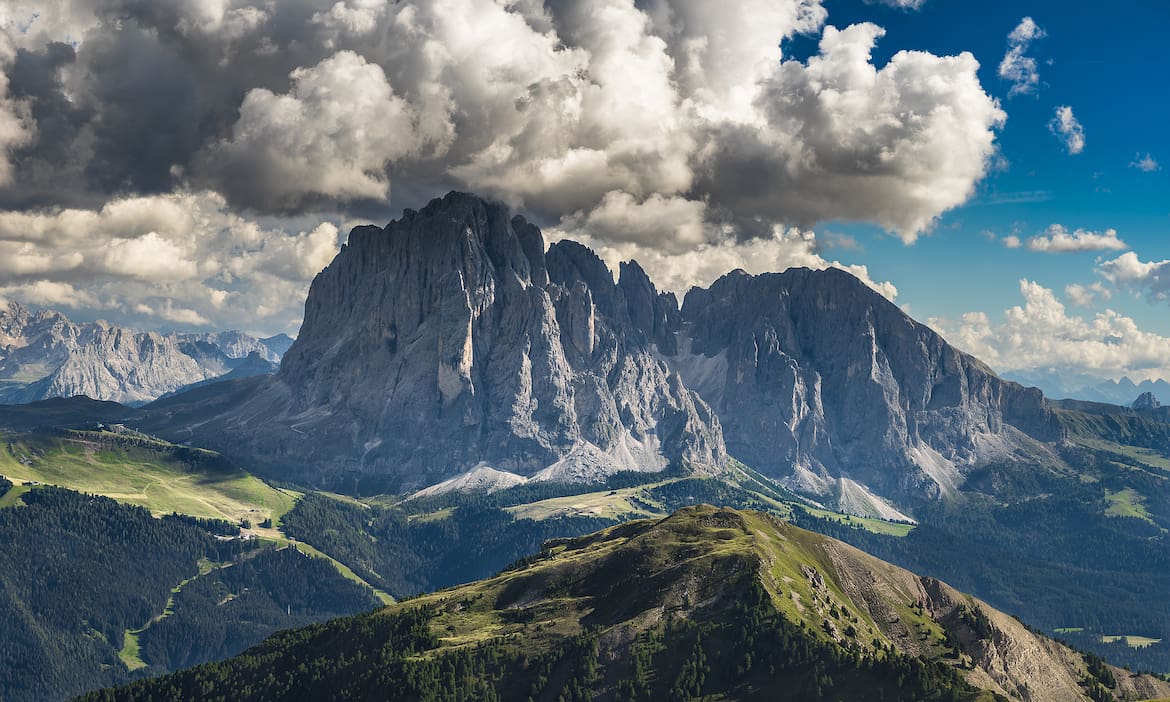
[
  {"x1": 86, "y1": 506, "x2": 1170, "y2": 702},
  {"x1": 664, "y1": 268, "x2": 1063, "y2": 515},
  {"x1": 157, "y1": 351, "x2": 279, "y2": 400},
  {"x1": 140, "y1": 192, "x2": 726, "y2": 493},
  {"x1": 1003, "y1": 369, "x2": 1170, "y2": 407},
  {"x1": 0, "y1": 303, "x2": 288, "y2": 405},
  {"x1": 137, "y1": 192, "x2": 1060, "y2": 516},
  {"x1": 1132, "y1": 391, "x2": 1161, "y2": 411}
]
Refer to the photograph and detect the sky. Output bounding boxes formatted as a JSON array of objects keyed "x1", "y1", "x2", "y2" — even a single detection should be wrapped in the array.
[{"x1": 0, "y1": 0, "x2": 1166, "y2": 384}]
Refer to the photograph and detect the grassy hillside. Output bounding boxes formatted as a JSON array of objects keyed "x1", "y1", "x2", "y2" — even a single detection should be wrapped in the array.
[
  {"x1": 0, "y1": 430, "x2": 297, "y2": 526},
  {"x1": 84, "y1": 506, "x2": 1170, "y2": 702}
]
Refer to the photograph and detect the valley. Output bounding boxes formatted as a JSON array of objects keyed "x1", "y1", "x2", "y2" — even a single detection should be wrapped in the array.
[{"x1": 2, "y1": 194, "x2": 1170, "y2": 701}]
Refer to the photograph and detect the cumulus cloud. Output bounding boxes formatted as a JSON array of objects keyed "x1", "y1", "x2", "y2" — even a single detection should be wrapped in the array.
[
  {"x1": 1099, "y1": 252, "x2": 1170, "y2": 303},
  {"x1": 1049, "y1": 106, "x2": 1085, "y2": 154},
  {"x1": 311, "y1": 0, "x2": 389, "y2": 37},
  {"x1": 1002, "y1": 235, "x2": 1022, "y2": 249},
  {"x1": 998, "y1": 17, "x2": 1045, "y2": 97},
  {"x1": 1130, "y1": 153, "x2": 1160, "y2": 172},
  {"x1": 0, "y1": 191, "x2": 343, "y2": 331},
  {"x1": 556, "y1": 213, "x2": 898, "y2": 301},
  {"x1": 0, "y1": 0, "x2": 1008, "y2": 330},
  {"x1": 700, "y1": 23, "x2": 1004, "y2": 243},
  {"x1": 1026, "y1": 224, "x2": 1126, "y2": 253},
  {"x1": 199, "y1": 51, "x2": 439, "y2": 211},
  {"x1": 1064, "y1": 282, "x2": 1110, "y2": 307},
  {"x1": 932, "y1": 280, "x2": 1170, "y2": 381}
]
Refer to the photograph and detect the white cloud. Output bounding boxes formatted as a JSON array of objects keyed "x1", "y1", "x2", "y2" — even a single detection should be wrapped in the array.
[
  {"x1": 699, "y1": 22, "x2": 1004, "y2": 243},
  {"x1": 0, "y1": 1, "x2": 98, "y2": 50},
  {"x1": 1002, "y1": 235, "x2": 1022, "y2": 249},
  {"x1": 555, "y1": 191, "x2": 708, "y2": 254},
  {"x1": 998, "y1": 17, "x2": 1045, "y2": 97},
  {"x1": 0, "y1": 280, "x2": 99, "y2": 309},
  {"x1": 450, "y1": 0, "x2": 694, "y2": 216},
  {"x1": 560, "y1": 220, "x2": 898, "y2": 302},
  {"x1": 201, "y1": 51, "x2": 439, "y2": 210},
  {"x1": 1099, "y1": 251, "x2": 1170, "y2": 302},
  {"x1": 1026, "y1": 224, "x2": 1126, "y2": 253},
  {"x1": 311, "y1": 0, "x2": 388, "y2": 37},
  {"x1": 201, "y1": 3, "x2": 1002, "y2": 245},
  {"x1": 0, "y1": 191, "x2": 344, "y2": 332},
  {"x1": 1130, "y1": 153, "x2": 1160, "y2": 172},
  {"x1": 1049, "y1": 105, "x2": 1085, "y2": 155},
  {"x1": 1064, "y1": 282, "x2": 1110, "y2": 307},
  {"x1": 931, "y1": 279, "x2": 1170, "y2": 381}
]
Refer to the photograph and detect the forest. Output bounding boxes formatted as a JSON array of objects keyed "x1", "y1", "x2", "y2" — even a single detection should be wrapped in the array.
[
  {"x1": 81, "y1": 575, "x2": 1002, "y2": 702},
  {"x1": 280, "y1": 494, "x2": 612, "y2": 595},
  {"x1": 0, "y1": 486, "x2": 380, "y2": 702}
]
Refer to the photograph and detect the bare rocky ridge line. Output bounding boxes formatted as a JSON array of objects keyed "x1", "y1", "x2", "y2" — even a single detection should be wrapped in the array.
[
  {"x1": 137, "y1": 192, "x2": 1064, "y2": 519},
  {"x1": 666, "y1": 265, "x2": 1064, "y2": 512},
  {"x1": 146, "y1": 192, "x2": 727, "y2": 493}
]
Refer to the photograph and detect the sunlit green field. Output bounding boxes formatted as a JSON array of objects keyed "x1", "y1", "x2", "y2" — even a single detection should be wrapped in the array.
[{"x1": 0, "y1": 431, "x2": 297, "y2": 525}]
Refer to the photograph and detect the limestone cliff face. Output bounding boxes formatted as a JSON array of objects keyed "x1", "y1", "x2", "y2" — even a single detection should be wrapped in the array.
[
  {"x1": 154, "y1": 192, "x2": 726, "y2": 492},
  {"x1": 662, "y1": 267, "x2": 1062, "y2": 512},
  {"x1": 139, "y1": 193, "x2": 1064, "y2": 508}
]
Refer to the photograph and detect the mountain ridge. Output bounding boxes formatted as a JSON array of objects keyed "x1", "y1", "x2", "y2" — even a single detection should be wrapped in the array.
[
  {"x1": 0, "y1": 302, "x2": 290, "y2": 405},
  {"x1": 82, "y1": 505, "x2": 1170, "y2": 702},
  {"x1": 136, "y1": 191, "x2": 1060, "y2": 515},
  {"x1": 666, "y1": 265, "x2": 1063, "y2": 512}
]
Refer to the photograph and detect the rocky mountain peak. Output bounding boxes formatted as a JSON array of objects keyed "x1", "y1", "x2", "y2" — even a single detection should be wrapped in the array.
[
  {"x1": 179, "y1": 191, "x2": 727, "y2": 493},
  {"x1": 138, "y1": 192, "x2": 1062, "y2": 512},
  {"x1": 666, "y1": 265, "x2": 1061, "y2": 513},
  {"x1": 1132, "y1": 391, "x2": 1161, "y2": 410}
]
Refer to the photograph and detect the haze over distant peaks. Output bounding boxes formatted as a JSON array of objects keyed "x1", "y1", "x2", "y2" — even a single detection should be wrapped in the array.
[{"x1": 0, "y1": 302, "x2": 289, "y2": 405}]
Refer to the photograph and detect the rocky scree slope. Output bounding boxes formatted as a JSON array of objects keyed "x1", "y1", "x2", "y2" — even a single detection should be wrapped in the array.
[
  {"x1": 84, "y1": 506, "x2": 1169, "y2": 702},
  {"x1": 143, "y1": 192, "x2": 726, "y2": 492}
]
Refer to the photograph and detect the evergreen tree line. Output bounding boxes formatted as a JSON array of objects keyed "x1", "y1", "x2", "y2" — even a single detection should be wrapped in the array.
[
  {"x1": 280, "y1": 494, "x2": 612, "y2": 596},
  {"x1": 0, "y1": 487, "x2": 381, "y2": 702},
  {"x1": 81, "y1": 575, "x2": 1000, "y2": 702}
]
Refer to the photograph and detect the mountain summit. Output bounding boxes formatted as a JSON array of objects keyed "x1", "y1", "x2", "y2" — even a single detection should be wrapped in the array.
[
  {"x1": 141, "y1": 193, "x2": 1059, "y2": 511},
  {"x1": 665, "y1": 266, "x2": 1062, "y2": 513},
  {"x1": 146, "y1": 192, "x2": 726, "y2": 492}
]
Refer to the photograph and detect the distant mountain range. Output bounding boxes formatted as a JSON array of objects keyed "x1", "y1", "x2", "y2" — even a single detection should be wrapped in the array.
[
  {"x1": 137, "y1": 192, "x2": 1061, "y2": 516},
  {"x1": 1004, "y1": 368, "x2": 1169, "y2": 407},
  {"x1": 0, "y1": 302, "x2": 292, "y2": 405}
]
